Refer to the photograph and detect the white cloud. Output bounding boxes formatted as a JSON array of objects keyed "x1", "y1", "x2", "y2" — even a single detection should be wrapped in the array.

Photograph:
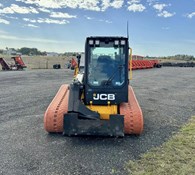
[
  {"x1": 101, "y1": 0, "x2": 124, "y2": 11},
  {"x1": 23, "y1": 18, "x2": 36, "y2": 23},
  {"x1": 0, "y1": 3, "x2": 3, "y2": 7},
  {"x1": 0, "y1": 35, "x2": 17, "y2": 40},
  {"x1": 25, "y1": 24, "x2": 39, "y2": 28},
  {"x1": 38, "y1": 8, "x2": 51, "y2": 13},
  {"x1": 84, "y1": 16, "x2": 93, "y2": 20},
  {"x1": 152, "y1": 3, "x2": 175, "y2": 18},
  {"x1": 128, "y1": 0, "x2": 140, "y2": 5},
  {"x1": 0, "y1": 4, "x2": 39, "y2": 14},
  {"x1": 187, "y1": 12, "x2": 195, "y2": 18},
  {"x1": 16, "y1": 0, "x2": 124, "y2": 11},
  {"x1": 15, "y1": 0, "x2": 62, "y2": 9},
  {"x1": 0, "y1": 6, "x2": 14, "y2": 14},
  {"x1": 78, "y1": 0, "x2": 101, "y2": 11},
  {"x1": 50, "y1": 12, "x2": 77, "y2": 19},
  {"x1": 153, "y1": 3, "x2": 167, "y2": 12},
  {"x1": 105, "y1": 20, "x2": 112, "y2": 23},
  {"x1": 127, "y1": 0, "x2": 145, "y2": 12},
  {"x1": 128, "y1": 4, "x2": 146, "y2": 12},
  {"x1": 0, "y1": 14, "x2": 18, "y2": 20},
  {"x1": 23, "y1": 17, "x2": 69, "y2": 25},
  {"x1": 99, "y1": 19, "x2": 112, "y2": 23},
  {"x1": 83, "y1": 15, "x2": 111, "y2": 23},
  {"x1": 16, "y1": 0, "x2": 100, "y2": 11},
  {"x1": 158, "y1": 11, "x2": 175, "y2": 18},
  {"x1": 6, "y1": 16, "x2": 18, "y2": 20},
  {"x1": 0, "y1": 18, "x2": 10, "y2": 24},
  {"x1": 37, "y1": 18, "x2": 69, "y2": 24},
  {"x1": 110, "y1": 0, "x2": 124, "y2": 9},
  {"x1": 147, "y1": 0, "x2": 157, "y2": 6}
]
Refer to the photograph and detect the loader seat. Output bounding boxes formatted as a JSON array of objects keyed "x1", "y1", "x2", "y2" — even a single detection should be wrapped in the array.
[{"x1": 97, "y1": 55, "x2": 114, "y2": 77}]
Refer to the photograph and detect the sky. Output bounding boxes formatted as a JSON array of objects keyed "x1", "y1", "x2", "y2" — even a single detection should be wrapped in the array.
[{"x1": 0, "y1": 0, "x2": 194, "y2": 56}]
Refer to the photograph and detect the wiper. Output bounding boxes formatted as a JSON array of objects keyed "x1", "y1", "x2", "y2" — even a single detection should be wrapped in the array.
[{"x1": 104, "y1": 64, "x2": 124, "y2": 85}]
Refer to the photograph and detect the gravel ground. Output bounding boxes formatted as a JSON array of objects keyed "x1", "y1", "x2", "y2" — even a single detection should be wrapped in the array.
[{"x1": 0, "y1": 68, "x2": 195, "y2": 175}]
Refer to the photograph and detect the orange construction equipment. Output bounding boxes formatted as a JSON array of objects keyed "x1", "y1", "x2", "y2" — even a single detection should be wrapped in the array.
[{"x1": 44, "y1": 36, "x2": 143, "y2": 137}]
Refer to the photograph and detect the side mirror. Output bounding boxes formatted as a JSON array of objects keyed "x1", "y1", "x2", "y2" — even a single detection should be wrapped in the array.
[
  {"x1": 77, "y1": 55, "x2": 81, "y2": 59},
  {"x1": 77, "y1": 55, "x2": 81, "y2": 68}
]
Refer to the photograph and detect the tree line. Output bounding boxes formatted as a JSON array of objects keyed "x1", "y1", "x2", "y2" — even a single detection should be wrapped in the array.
[
  {"x1": 146, "y1": 54, "x2": 195, "y2": 61},
  {"x1": 17, "y1": 47, "x2": 47, "y2": 56},
  {"x1": 0, "y1": 47, "x2": 47, "y2": 56},
  {"x1": 159, "y1": 55, "x2": 195, "y2": 61}
]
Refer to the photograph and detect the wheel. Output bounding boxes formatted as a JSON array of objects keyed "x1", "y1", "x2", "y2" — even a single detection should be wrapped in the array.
[
  {"x1": 44, "y1": 84, "x2": 69, "y2": 133},
  {"x1": 120, "y1": 86, "x2": 144, "y2": 135}
]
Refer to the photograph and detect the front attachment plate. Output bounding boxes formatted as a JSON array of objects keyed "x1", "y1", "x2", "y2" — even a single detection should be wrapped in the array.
[{"x1": 63, "y1": 113, "x2": 124, "y2": 137}]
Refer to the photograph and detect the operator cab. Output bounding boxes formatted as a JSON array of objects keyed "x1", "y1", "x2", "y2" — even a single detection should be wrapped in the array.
[{"x1": 84, "y1": 37, "x2": 129, "y2": 105}]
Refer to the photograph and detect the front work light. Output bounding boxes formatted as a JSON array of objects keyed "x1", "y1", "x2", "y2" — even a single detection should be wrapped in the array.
[
  {"x1": 121, "y1": 40, "x2": 126, "y2": 45},
  {"x1": 89, "y1": 40, "x2": 94, "y2": 45},
  {"x1": 114, "y1": 40, "x2": 119, "y2": 45},
  {"x1": 95, "y1": 40, "x2": 100, "y2": 45}
]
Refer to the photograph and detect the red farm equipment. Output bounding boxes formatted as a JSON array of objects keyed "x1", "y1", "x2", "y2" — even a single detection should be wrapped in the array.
[
  {"x1": 0, "y1": 56, "x2": 27, "y2": 71},
  {"x1": 0, "y1": 58, "x2": 11, "y2": 70},
  {"x1": 129, "y1": 55, "x2": 161, "y2": 70}
]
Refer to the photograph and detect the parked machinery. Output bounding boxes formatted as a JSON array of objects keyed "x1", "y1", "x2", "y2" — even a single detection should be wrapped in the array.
[
  {"x1": 0, "y1": 56, "x2": 27, "y2": 71},
  {"x1": 44, "y1": 36, "x2": 143, "y2": 137}
]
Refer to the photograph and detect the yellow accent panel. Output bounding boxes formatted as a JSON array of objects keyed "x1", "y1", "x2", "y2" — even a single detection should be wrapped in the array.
[
  {"x1": 129, "y1": 48, "x2": 133, "y2": 80},
  {"x1": 81, "y1": 92, "x2": 84, "y2": 100},
  {"x1": 86, "y1": 105, "x2": 118, "y2": 120},
  {"x1": 73, "y1": 66, "x2": 79, "y2": 78}
]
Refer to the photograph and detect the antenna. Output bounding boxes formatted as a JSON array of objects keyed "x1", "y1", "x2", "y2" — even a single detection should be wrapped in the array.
[
  {"x1": 127, "y1": 21, "x2": 129, "y2": 40},
  {"x1": 127, "y1": 21, "x2": 133, "y2": 80}
]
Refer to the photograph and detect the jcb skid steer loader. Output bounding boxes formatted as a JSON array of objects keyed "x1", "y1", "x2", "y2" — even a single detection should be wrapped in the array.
[{"x1": 44, "y1": 36, "x2": 143, "y2": 137}]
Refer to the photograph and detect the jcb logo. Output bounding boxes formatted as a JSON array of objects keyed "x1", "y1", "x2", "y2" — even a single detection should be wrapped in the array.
[{"x1": 93, "y1": 94, "x2": 115, "y2": 101}]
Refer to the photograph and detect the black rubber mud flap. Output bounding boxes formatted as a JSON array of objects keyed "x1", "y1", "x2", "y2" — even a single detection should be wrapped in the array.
[{"x1": 63, "y1": 113, "x2": 124, "y2": 137}]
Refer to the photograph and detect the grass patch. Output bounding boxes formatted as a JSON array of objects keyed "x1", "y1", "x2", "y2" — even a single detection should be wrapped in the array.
[{"x1": 126, "y1": 116, "x2": 195, "y2": 175}]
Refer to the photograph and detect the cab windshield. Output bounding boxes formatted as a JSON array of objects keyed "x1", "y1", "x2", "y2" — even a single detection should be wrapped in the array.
[{"x1": 88, "y1": 44, "x2": 126, "y2": 87}]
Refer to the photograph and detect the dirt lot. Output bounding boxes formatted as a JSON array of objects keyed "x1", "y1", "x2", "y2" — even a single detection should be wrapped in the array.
[{"x1": 0, "y1": 68, "x2": 194, "y2": 175}]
